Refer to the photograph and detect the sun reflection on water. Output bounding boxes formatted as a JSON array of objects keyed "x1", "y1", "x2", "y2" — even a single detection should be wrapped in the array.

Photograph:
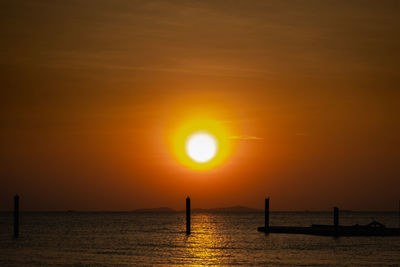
[{"x1": 182, "y1": 213, "x2": 226, "y2": 265}]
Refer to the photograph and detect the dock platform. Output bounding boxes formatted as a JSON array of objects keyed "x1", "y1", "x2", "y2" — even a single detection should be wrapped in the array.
[
  {"x1": 258, "y1": 223, "x2": 400, "y2": 236},
  {"x1": 258, "y1": 198, "x2": 400, "y2": 237}
]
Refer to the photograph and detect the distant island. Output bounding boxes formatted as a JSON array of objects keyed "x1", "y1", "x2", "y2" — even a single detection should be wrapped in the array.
[{"x1": 130, "y1": 206, "x2": 262, "y2": 213}]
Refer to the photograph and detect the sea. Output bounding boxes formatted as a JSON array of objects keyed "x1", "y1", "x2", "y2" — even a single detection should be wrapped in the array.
[{"x1": 0, "y1": 211, "x2": 399, "y2": 266}]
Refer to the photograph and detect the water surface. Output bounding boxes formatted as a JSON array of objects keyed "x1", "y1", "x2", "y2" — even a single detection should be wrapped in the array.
[{"x1": 0, "y1": 212, "x2": 399, "y2": 265}]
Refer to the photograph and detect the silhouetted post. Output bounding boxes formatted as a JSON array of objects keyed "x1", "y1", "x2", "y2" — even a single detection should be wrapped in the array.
[
  {"x1": 333, "y1": 206, "x2": 339, "y2": 237},
  {"x1": 265, "y1": 198, "x2": 270, "y2": 233},
  {"x1": 186, "y1": 197, "x2": 190, "y2": 235},
  {"x1": 398, "y1": 200, "x2": 400, "y2": 228},
  {"x1": 14, "y1": 195, "x2": 19, "y2": 238},
  {"x1": 333, "y1": 207, "x2": 339, "y2": 227}
]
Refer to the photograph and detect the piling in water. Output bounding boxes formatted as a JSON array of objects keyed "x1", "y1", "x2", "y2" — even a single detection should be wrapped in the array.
[
  {"x1": 186, "y1": 197, "x2": 190, "y2": 235},
  {"x1": 265, "y1": 198, "x2": 270, "y2": 233},
  {"x1": 333, "y1": 206, "x2": 339, "y2": 237},
  {"x1": 334, "y1": 207, "x2": 339, "y2": 227},
  {"x1": 14, "y1": 195, "x2": 19, "y2": 238}
]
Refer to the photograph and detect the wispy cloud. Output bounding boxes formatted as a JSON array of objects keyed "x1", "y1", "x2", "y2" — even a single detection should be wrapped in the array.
[{"x1": 229, "y1": 135, "x2": 263, "y2": 140}]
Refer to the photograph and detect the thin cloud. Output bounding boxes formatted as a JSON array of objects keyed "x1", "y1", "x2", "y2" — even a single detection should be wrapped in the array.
[{"x1": 229, "y1": 135, "x2": 264, "y2": 140}]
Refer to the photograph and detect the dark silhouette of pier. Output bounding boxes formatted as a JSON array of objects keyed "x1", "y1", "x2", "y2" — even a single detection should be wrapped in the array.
[{"x1": 258, "y1": 198, "x2": 400, "y2": 236}]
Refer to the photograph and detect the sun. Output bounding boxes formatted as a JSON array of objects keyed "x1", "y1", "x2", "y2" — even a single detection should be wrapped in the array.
[
  {"x1": 167, "y1": 117, "x2": 233, "y2": 171},
  {"x1": 185, "y1": 131, "x2": 218, "y2": 163}
]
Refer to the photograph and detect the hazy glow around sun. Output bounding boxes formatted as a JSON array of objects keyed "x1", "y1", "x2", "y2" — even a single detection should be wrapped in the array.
[
  {"x1": 167, "y1": 117, "x2": 233, "y2": 171},
  {"x1": 185, "y1": 132, "x2": 217, "y2": 163}
]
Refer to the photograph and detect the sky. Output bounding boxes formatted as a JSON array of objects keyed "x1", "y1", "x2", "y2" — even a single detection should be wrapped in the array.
[{"x1": 1, "y1": 0, "x2": 399, "y2": 211}]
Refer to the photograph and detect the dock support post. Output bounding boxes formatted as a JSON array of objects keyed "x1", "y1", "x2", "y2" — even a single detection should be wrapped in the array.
[
  {"x1": 333, "y1": 206, "x2": 339, "y2": 236},
  {"x1": 265, "y1": 198, "x2": 270, "y2": 233},
  {"x1": 186, "y1": 197, "x2": 190, "y2": 235},
  {"x1": 333, "y1": 206, "x2": 339, "y2": 237},
  {"x1": 14, "y1": 195, "x2": 19, "y2": 238},
  {"x1": 333, "y1": 206, "x2": 339, "y2": 227}
]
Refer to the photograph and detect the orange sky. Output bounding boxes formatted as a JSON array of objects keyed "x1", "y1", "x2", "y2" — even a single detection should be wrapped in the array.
[{"x1": 1, "y1": 0, "x2": 399, "y2": 211}]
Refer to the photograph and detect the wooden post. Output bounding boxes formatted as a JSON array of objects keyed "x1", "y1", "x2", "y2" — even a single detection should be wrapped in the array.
[
  {"x1": 265, "y1": 198, "x2": 270, "y2": 233},
  {"x1": 14, "y1": 195, "x2": 19, "y2": 238},
  {"x1": 186, "y1": 197, "x2": 190, "y2": 235},
  {"x1": 334, "y1": 207, "x2": 339, "y2": 227}
]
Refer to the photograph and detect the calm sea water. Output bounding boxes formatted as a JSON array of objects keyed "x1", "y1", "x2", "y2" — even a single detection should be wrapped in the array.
[{"x1": 0, "y1": 211, "x2": 399, "y2": 266}]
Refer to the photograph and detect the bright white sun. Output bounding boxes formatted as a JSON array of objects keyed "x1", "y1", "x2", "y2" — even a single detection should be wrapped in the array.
[{"x1": 185, "y1": 131, "x2": 218, "y2": 163}]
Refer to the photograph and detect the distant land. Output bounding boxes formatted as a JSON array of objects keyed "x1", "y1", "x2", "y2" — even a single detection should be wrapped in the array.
[{"x1": 130, "y1": 206, "x2": 262, "y2": 213}]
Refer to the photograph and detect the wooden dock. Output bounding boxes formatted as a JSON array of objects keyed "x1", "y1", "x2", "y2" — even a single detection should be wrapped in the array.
[
  {"x1": 258, "y1": 198, "x2": 400, "y2": 237},
  {"x1": 257, "y1": 224, "x2": 400, "y2": 236}
]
